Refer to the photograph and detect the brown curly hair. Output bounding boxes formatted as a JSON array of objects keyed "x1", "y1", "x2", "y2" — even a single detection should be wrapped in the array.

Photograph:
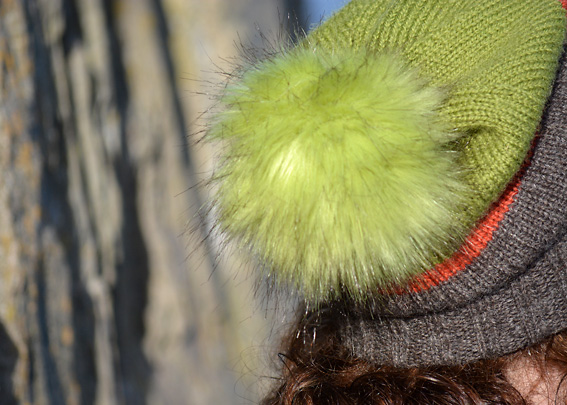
[{"x1": 262, "y1": 310, "x2": 567, "y2": 404}]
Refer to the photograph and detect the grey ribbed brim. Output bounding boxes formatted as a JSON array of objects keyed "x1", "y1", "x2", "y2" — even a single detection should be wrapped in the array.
[{"x1": 321, "y1": 45, "x2": 567, "y2": 368}]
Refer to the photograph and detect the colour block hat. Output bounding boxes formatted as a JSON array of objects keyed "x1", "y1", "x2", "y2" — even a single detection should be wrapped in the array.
[{"x1": 208, "y1": 0, "x2": 567, "y2": 366}]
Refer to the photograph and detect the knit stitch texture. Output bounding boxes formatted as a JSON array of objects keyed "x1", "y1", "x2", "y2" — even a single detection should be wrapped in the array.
[{"x1": 309, "y1": 0, "x2": 566, "y2": 231}]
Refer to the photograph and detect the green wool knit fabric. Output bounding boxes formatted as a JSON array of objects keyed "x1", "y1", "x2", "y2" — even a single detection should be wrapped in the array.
[
  {"x1": 309, "y1": 0, "x2": 566, "y2": 229},
  {"x1": 210, "y1": 0, "x2": 566, "y2": 301}
]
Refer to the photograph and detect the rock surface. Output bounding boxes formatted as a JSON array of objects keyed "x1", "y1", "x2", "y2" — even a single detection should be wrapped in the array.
[{"x1": 0, "y1": 0, "x2": 293, "y2": 403}]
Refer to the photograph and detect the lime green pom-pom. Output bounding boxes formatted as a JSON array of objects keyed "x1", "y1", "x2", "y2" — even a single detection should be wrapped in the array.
[{"x1": 210, "y1": 47, "x2": 464, "y2": 302}]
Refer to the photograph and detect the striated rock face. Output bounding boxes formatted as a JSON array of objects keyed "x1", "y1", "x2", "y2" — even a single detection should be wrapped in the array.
[{"x1": 0, "y1": 0, "x2": 289, "y2": 403}]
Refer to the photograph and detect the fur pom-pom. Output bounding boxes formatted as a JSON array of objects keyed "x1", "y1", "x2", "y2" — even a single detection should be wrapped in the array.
[{"x1": 209, "y1": 47, "x2": 465, "y2": 302}]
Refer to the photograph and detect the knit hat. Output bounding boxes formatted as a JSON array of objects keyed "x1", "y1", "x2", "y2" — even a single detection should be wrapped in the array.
[{"x1": 208, "y1": 0, "x2": 567, "y2": 366}]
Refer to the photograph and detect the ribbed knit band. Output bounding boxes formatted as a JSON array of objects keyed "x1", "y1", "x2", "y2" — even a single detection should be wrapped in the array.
[{"x1": 325, "y1": 44, "x2": 567, "y2": 367}]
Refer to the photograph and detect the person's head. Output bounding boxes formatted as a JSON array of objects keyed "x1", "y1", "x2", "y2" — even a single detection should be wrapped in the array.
[
  {"x1": 262, "y1": 309, "x2": 567, "y2": 404},
  {"x1": 206, "y1": 0, "x2": 567, "y2": 403}
]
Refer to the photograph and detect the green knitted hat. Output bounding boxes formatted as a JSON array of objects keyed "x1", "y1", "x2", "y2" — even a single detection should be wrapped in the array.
[{"x1": 208, "y1": 0, "x2": 566, "y2": 302}]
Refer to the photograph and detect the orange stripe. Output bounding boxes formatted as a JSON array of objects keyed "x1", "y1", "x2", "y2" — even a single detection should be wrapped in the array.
[
  {"x1": 403, "y1": 172, "x2": 521, "y2": 293},
  {"x1": 393, "y1": 141, "x2": 535, "y2": 295}
]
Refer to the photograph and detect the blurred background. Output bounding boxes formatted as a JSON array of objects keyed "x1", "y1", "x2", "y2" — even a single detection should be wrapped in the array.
[{"x1": 0, "y1": 0, "x2": 346, "y2": 404}]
